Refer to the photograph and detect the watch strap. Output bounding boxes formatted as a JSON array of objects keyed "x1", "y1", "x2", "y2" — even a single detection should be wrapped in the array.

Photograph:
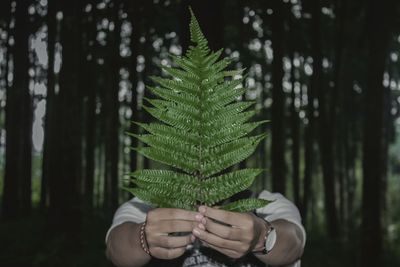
[{"x1": 253, "y1": 219, "x2": 276, "y2": 255}]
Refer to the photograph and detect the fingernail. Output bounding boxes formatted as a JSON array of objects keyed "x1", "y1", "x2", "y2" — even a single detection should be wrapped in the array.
[
  {"x1": 195, "y1": 214, "x2": 203, "y2": 221},
  {"x1": 198, "y1": 223, "x2": 205, "y2": 230},
  {"x1": 199, "y1": 206, "x2": 206, "y2": 213},
  {"x1": 193, "y1": 228, "x2": 201, "y2": 236}
]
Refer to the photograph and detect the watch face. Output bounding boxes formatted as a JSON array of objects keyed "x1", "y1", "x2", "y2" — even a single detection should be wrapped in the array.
[{"x1": 265, "y1": 228, "x2": 277, "y2": 251}]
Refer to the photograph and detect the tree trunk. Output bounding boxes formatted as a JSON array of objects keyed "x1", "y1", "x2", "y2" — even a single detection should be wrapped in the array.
[
  {"x1": 288, "y1": 4, "x2": 300, "y2": 207},
  {"x1": 41, "y1": 0, "x2": 58, "y2": 211},
  {"x1": 0, "y1": 0, "x2": 12, "y2": 152},
  {"x1": 333, "y1": 0, "x2": 344, "y2": 231},
  {"x1": 127, "y1": 0, "x2": 142, "y2": 179},
  {"x1": 270, "y1": 0, "x2": 286, "y2": 194},
  {"x1": 83, "y1": 0, "x2": 98, "y2": 210},
  {"x1": 48, "y1": 0, "x2": 83, "y2": 238},
  {"x1": 2, "y1": 0, "x2": 33, "y2": 219},
  {"x1": 345, "y1": 86, "x2": 357, "y2": 234},
  {"x1": 301, "y1": 30, "x2": 316, "y2": 225},
  {"x1": 361, "y1": 0, "x2": 393, "y2": 266},
  {"x1": 104, "y1": 0, "x2": 122, "y2": 211},
  {"x1": 311, "y1": 0, "x2": 339, "y2": 237}
]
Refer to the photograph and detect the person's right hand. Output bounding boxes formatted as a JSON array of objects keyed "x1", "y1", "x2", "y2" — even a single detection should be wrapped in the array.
[{"x1": 144, "y1": 208, "x2": 202, "y2": 259}]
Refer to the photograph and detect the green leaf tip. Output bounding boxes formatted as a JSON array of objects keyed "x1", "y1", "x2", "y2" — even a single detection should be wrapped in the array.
[{"x1": 188, "y1": 7, "x2": 209, "y2": 52}]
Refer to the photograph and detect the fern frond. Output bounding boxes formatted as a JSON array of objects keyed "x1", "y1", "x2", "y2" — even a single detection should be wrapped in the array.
[
  {"x1": 200, "y1": 169, "x2": 263, "y2": 205},
  {"x1": 189, "y1": 7, "x2": 209, "y2": 53},
  {"x1": 223, "y1": 68, "x2": 246, "y2": 78},
  {"x1": 202, "y1": 48, "x2": 223, "y2": 66},
  {"x1": 205, "y1": 110, "x2": 257, "y2": 133},
  {"x1": 145, "y1": 98, "x2": 201, "y2": 122},
  {"x1": 146, "y1": 86, "x2": 199, "y2": 108},
  {"x1": 205, "y1": 121, "x2": 269, "y2": 148},
  {"x1": 203, "y1": 101, "x2": 255, "y2": 122},
  {"x1": 125, "y1": 187, "x2": 195, "y2": 210},
  {"x1": 162, "y1": 66, "x2": 201, "y2": 84},
  {"x1": 207, "y1": 80, "x2": 245, "y2": 108},
  {"x1": 125, "y1": 9, "x2": 270, "y2": 213},
  {"x1": 142, "y1": 105, "x2": 199, "y2": 131},
  {"x1": 133, "y1": 147, "x2": 198, "y2": 174},
  {"x1": 132, "y1": 122, "x2": 200, "y2": 145},
  {"x1": 128, "y1": 133, "x2": 199, "y2": 160},
  {"x1": 150, "y1": 76, "x2": 199, "y2": 97},
  {"x1": 202, "y1": 134, "x2": 267, "y2": 176},
  {"x1": 128, "y1": 169, "x2": 197, "y2": 184},
  {"x1": 221, "y1": 198, "x2": 271, "y2": 212}
]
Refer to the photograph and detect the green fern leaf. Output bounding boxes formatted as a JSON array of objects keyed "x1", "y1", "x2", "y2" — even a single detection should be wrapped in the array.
[
  {"x1": 221, "y1": 198, "x2": 271, "y2": 212},
  {"x1": 125, "y1": 9, "x2": 271, "y2": 212},
  {"x1": 200, "y1": 169, "x2": 263, "y2": 205},
  {"x1": 131, "y1": 122, "x2": 200, "y2": 145}
]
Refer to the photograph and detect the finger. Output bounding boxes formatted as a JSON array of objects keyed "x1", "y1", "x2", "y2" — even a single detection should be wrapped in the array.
[
  {"x1": 201, "y1": 241, "x2": 243, "y2": 259},
  {"x1": 147, "y1": 208, "x2": 200, "y2": 221},
  {"x1": 199, "y1": 206, "x2": 242, "y2": 227},
  {"x1": 148, "y1": 234, "x2": 192, "y2": 249},
  {"x1": 202, "y1": 217, "x2": 242, "y2": 241},
  {"x1": 149, "y1": 246, "x2": 186, "y2": 260},
  {"x1": 148, "y1": 220, "x2": 198, "y2": 234},
  {"x1": 192, "y1": 226, "x2": 242, "y2": 251}
]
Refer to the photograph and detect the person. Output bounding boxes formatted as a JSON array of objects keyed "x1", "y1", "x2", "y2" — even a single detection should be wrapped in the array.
[{"x1": 105, "y1": 190, "x2": 306, "y2": 267}]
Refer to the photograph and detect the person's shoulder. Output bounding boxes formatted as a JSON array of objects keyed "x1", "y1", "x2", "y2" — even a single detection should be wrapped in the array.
[
  {"x1": 257, "y1": 189, "x2": 287, "y2": 201},
  {"x1": 256, "y1": 189, "x2": 301, "y2": 217}
]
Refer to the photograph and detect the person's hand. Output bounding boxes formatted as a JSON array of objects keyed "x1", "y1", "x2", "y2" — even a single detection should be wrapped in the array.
[
  {"x1": 191, "y1": 206, "x2": 267, "y2": 259},
  {"x1": 144, "y1": 208, "x2": 200, "y2": 259}
]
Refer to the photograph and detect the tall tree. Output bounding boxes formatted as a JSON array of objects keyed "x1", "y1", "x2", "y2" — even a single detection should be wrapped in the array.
[
  {"x1": 48, "y1": 0, "x2": 83, "y2": 235},
  {"x1": 41, "y1": 0, "x2": 58, "y2": 210},
  {"x1": 270, "y1": 0, "x2": 286, "y2": 194},
  {"x1": 301, "y1": 0, "x2": 316, "y2": 224},
  {"x1": 361, "y1": 0, "x2": 394, "y2": 265},
  {"x1": 287, "y1": 2, "x2": 301, "y2": 207},
  {"x1": 2, "y1": 0, "x2": 33, "y2": 219},
  {"x1": 104, "y1": 0, "x2": 122, "y2": 210},
  {"x1": 333, "y1": 0, "x2": 348, "y2": 232},
  {"x1": 83, "y1": 0, "x2": 99, "y2": 210},
  {"x1": 127, "y1": 0, "x2": 142, "y2": 177},
  {"x1": 311, "y1": 0, "x2": 339, "y2": 237}
]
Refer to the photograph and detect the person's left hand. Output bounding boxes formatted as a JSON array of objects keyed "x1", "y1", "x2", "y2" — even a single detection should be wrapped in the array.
[{"x1": 191, "y1": 205, "x2": 267, "y2": 259}]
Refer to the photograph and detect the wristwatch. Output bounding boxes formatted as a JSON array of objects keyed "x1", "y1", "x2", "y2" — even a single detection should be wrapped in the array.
[{"x1": 253, "y1": 220, "x2": 277, "y2": 255}]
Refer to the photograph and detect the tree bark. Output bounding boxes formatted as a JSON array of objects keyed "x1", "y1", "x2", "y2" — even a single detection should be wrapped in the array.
[
  {"x1": 0, "y1": 0, "x2": 12, "y2": 150},
  {"x1": 270, "y1": 0, "x2": 286, "y2": 194},
  {"x1": 2, "y1": 0, "x2": 33, "y2": 219},
  {"x1": 41, "y1": 0, "x2": 58, "y2": 211},
  {"x1": 311, "y1": 0, "x2": 339, "y2": 237},
  {"x1": 288, "y1": 3, "x2": 301, "y2": 207},
  {"x1": 361, "y1": 0, "x2": 393, "y2": 266},
  {"x1": 83, "y1": 0, "x2": 99, "y2": 210},
  {"x1": 104, "y1": 0, "x2": 122, "y2": 211},
  {"x1": 48, "y1": 0, "x2": 83, "y2": 238},
  {"x1": 127, "y1": 0, "x2": 142, "y2": 179},
  {"x1": 301, "y1": 18, "x2": 316, "y2": 225}
]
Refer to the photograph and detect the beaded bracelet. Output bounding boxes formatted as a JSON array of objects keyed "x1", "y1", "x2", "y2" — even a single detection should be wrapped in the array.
[
  {"x1": 139, "y1": 222, "x2": 151, "y2": 255},
  {"x1": 252, "y1": 219, "x2": 275, "y2": 255}
]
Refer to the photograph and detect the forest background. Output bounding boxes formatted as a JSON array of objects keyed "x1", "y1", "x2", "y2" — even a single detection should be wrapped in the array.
[{"x1": 0, "y1": 0, "x2": 400, "y2": 267}]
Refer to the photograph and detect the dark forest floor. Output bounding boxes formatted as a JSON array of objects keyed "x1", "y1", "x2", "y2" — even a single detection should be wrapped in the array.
[{"x1": 0, "y1": 212, "x2": 399, "y2": 267}]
